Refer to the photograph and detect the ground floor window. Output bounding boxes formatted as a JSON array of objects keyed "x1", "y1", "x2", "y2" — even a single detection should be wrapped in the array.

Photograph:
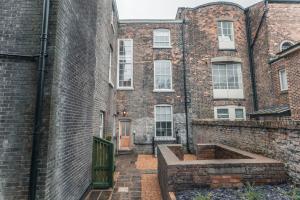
[
  {"x1": 155, "y1": 105, "x2": 173, "y2": 137},
  {"x1": 214, "y1": 106, "x2": 246, "y2": 120}
]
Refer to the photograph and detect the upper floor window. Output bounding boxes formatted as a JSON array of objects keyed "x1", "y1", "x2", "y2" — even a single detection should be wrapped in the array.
[
  {"x1": 214, "y1": 106, "x2": 246, "y2": 120},
  {"x1": 153, "y1": 29, "x2": 171, "y2": 48},
  {"x1": 154, "y1": 60, "x2": 172, "y2": 91},
  {"x1": 118, "y1": 39, "x2": 133, "y2": 89},
  {"x1": 99, "y1": 111, "x2": 105, "y2": 138},
  {"x1": 217, "y1": 21, "x2": 235, "y2": 49},
  {"x1": 212, "y1": 63, "x2": 244, "y2": 99},
  {"x1": 155, "y1": 105, "x2": 173, "y2": 137},
  {"x1": 109, "y1": 46, "x2": 113, "y2": 86},
  {"x1": 280, "y1": 41, "x2": 294, "y2": 51},
  {"x1": 279, "y1": 69, "x2": 288, "y2": 91}
]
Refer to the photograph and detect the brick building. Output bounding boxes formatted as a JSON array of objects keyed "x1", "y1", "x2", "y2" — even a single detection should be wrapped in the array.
[
  {"x1": 0, "y1": 0, "x2": 118, "y2": 199},
  {"x1": 248, "y1": 0, "x2": 300, "y2": 119},
  {"x1": 268, "y1": 44, "x2": 300, "y2": 120},
  {"x1": 116, "y1": 21, "x2": 187, "y2": 153},
  {"x1": 115, "y1": 1, "x2": 300, "y2": 153},
  {"x1": 1, "y1": 0, "x2": 300, "y2": 199}
]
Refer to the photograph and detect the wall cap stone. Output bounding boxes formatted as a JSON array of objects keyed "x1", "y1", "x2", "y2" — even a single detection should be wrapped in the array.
[{"x1": 192, "y1": 119, "x2": 300, "y2": 130}]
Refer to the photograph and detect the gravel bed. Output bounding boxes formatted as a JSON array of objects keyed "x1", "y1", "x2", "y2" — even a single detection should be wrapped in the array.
[{"x1": 176, "y1": 184, "x2": 299, "y2": 200}]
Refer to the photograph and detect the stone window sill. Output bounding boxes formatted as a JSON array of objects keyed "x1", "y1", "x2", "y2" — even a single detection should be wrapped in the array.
[
  {"x1": 117, "y1": 87, "x2": 134, "y2": 91},
  {"x1": 280, "y1": 90, "x2": 288, "y2": 94},
  {"x1": 153, "y1": 46, "x2": 172, "y2": 49},
  {"x1": 218, "y1": 48, "x2": 237, "y2": 51},
  {"x1": 153, "y1": 89, "x2": 175, "y2": 93}
]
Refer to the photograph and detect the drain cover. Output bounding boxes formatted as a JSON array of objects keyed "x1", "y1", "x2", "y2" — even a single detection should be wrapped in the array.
[{"x1": 118, "y1": 187, "x2": 129, "y2": 193}]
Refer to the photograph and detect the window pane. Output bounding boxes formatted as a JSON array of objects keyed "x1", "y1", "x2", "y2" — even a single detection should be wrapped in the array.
[
  {"x1": 235, "y1": 109, "x2": 244, "y2": 119},
  {"x1": 220, "y1": 21, "x2": 233, "y2": 41},
  {"x1": 154, "y1": 29, "x2": 170, "y2": 47},
  {"x1": 155, "y1": 106, "x2": 172, "y2": 137},
  {"x1": 212, "y1": 64, "x2": 242, "y2": 90},
  {"x1": 119, "y1": 39, "x2": 133, "y2": 87},
  {"x1": 281, "y1": 42, "x2": 293, "y2": 51},
  {"x1": 217, "y1": 109, "x2": 229, "y2": 119},
  {"x1": 280, "y1": 70, "x2": 288, "y2": 90},
  {"x1": 155, "y1": 61, "x2": 172, "y2": 90}
]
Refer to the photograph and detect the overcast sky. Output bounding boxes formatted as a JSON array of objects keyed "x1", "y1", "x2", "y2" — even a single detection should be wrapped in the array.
[{"x1": 116, "y1": 0, "x2": 261, "y2": 19}]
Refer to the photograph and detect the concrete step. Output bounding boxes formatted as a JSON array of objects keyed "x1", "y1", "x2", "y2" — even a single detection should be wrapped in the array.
[{"x1": 118, "y1": 149, "x2": 134, "y2": 155}]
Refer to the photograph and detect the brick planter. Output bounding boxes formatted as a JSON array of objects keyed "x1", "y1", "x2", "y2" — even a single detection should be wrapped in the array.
[{"x1": 157, "y1": 144, "x2": 287, "y2": 200}]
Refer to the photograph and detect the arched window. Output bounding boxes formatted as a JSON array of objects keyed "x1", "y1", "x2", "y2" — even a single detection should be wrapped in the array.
[{"x1": 280, "y1": 41, "x2": 294, "y2": 51}]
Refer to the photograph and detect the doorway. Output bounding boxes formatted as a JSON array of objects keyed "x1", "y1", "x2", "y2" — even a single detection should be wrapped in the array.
[{"x1": 119, "y1": 120, "x2": 131, "y2": 150}]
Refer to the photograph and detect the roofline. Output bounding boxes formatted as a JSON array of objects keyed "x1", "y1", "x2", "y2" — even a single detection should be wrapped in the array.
[
  {"x1": 178, "y1": 1, "x2": 245, "y2": 11},
  {"x1": 119, "y1": 19, "x2": 183, "y2": 24},
  {"x1": 269, "y1": 43, "x2": 300, "y2": 64},
  {"x1": 249, "y1": 110, "x2": 290, "y2": 116},
  {"x1": 268, "y1": 0, "x2": 300, "y2": 4}
]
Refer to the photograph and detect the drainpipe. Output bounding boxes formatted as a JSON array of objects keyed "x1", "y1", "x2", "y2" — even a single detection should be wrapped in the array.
[
  {"x1": 181, "y1": 18, "x2": 191, "y2": 153},
  {"x1": 28, "y1": 0, "x2": 50, "y2": 199},
  {"x1": 245, "y1": 0, "x2": 268, "y2": 111}
]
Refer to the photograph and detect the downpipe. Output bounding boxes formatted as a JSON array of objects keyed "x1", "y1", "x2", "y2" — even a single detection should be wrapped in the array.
[
  {"x1": 181, "y1": 18, "x2": 191, "y2": 153},
  {"x1": 28, "y1": 0, "x2": 50, "y2": 199}
]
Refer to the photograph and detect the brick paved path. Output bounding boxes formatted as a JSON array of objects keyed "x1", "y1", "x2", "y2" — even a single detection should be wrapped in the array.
[
  {"x1": 87, "y1": 153, "x2": 195, "y2": 200},
  {"x1": 111, "y1": 153, "x2": 142, "y2": 200},
  {"x1": 111, "y1": 154, "x2": 162, "y2": 200}
]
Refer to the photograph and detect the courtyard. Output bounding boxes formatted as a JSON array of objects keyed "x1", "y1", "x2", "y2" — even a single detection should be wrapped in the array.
[{"x1": 85, "y1": 150, "x2": 299, "y2": 200}]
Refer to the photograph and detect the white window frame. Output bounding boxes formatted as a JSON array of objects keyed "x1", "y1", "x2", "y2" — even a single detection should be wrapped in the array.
[
  {"x1": 99, "y1": 112, "x2": 104, "y2": 138},
  {"x1": 117, "y1": 39, "x2": 134, "y2": 90},
  {"x1": 154, "y1": 60, "x2": 173, "y2": 92},
  {"x1": 217, "y1": 21, "x2": 235, "y2": 50},
  {"x1": 154, "y1": 105, "x2": 173, "y2": 138},
  {"x1": 153, "y1": 29, "x2": 171, "y2": 48},
  {"x1": 212, "y1": 63, "x2": 244, "y2": 99},
  {"x1": 109, "y1": 47, "x2": 114, "y2": 87},
  {"x1": 214, "y1": 106, "x2": 246, "y2": 121},
  {"x1": 279, "y1": 69, "x2": 288, "y2": 91},
  {"x1": 280, "y1": 40, "x2": 294, "y2": 51}
]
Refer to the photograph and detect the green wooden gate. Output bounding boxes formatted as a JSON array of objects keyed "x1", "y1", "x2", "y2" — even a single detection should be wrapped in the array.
[{"x1": 92, "y1": 137, "x2": 114, "y2": 189}]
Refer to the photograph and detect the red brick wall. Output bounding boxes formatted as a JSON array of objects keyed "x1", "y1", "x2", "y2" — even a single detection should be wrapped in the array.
[
  {"x1": 178, "y1": 3, "x2": 253, "y2": 119},
  {"x1": 249, "y1": 2, "x2": 300, "y2": 110},
  {"x1": 272, "y1": 50, "x2": 300, "y2": 120},
  {"x1": 192, "y1": 120, "x2": 300, "y2": 184},
  {"x1": 269, "y1": 61, "x2": 289, "y2": 106},
  {"x1": 117, "y1": 22, "x2": 187, "y2": 149},
  {"x1": 267, "y1": 3, "x2": 300, "y2": 55},
  {"x1": 287, "y1": 51, "x2": 300, "y2": 120}
]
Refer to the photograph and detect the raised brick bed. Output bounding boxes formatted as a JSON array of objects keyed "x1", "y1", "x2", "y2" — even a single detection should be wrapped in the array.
[{"x1": 158, "y1": 144, "x2": 287, "y2": 200}]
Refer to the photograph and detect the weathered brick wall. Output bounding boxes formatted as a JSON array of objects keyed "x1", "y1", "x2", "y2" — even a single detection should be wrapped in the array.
[
  {"x1": 269, "y1": 62, "x2": 289, "y2": 106},
  {"x1": 192, "y1": 120, "x2": 300, "y2": 184},
  {"x1": 117, "y1": 22, "x2": 186, "y2": 152},
  {"x1": 249, "y1": 2, "x2": 300, "y2": 110},
  {"x1": 286, "y1": 52, "x2": 300, "y2": 120},
  {"x1": 248, "y1": 2, "x2": 275, "y2": 109},
  {"x1": 267, "y1": 3, "x2": 300, "y2": 55},
  {"x1": 158, "y1": 144, "x2": 286, "y2": 200},
  {"x1": 0, "y1": 0, "x2": 57, "y2": 199},
  {"x1": 93, "y1": 0, "x2": 118, "y2": 139},
  {"x1": 271, "y1": 50, "x2": 300, "y2": 120},
  {"x1": 177, "y1": 3, "x2": 253, "y2": 120},
  {"x1": 44, "y1": 0, "x2": 99, "y2": 199}
]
